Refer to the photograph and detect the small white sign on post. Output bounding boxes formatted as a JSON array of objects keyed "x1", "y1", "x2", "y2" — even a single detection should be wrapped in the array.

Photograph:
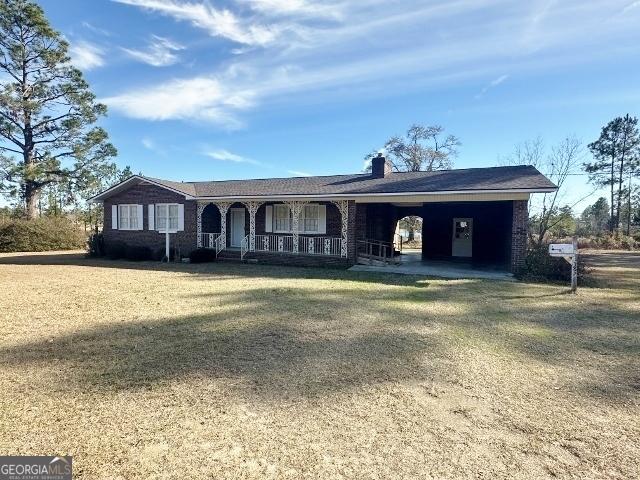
[
  {"x1": 548, "y1": 243, "x2": 575, "y2": 256},
  {"x1": 158, "y1": 228, "x2": 171, "y2": 262},
  {"x1": 549, "y1": 238, "x2": 578, "y2": 292}
]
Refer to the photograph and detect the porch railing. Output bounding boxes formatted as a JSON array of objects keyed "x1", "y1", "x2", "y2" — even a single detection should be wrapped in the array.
[
  {"x1": 299, "y1": 236, "x2": 342, "y2": 256},
  {"x1": 254, "y1": 234, "x2": 342, "y2": 256},
  {"x1": 240, "y1": 235, "x2": 249, "y2": 261},
  {"x1": 200, "y1": 232, "x2": 221, "y2": 249},
  {"x1": 214, "y1": 233, "x2": 226, "y2": 257},
  {"x1": 255, "y1": 234, "x2": 294, "y2": 253}
]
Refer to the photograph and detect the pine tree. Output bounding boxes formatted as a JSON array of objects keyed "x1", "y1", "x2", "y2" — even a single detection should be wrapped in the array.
[
  {"x1": 0, "y1": 0, "x2": 117, "y2": 219},
  {"x1": 585, "y1": 115, "x2": 640, "y2": 233}
]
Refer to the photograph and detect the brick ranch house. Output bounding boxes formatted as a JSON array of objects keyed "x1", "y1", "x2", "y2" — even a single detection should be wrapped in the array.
[{"x1": 91, "y1": 155, "x2": 556, "y2": 272}]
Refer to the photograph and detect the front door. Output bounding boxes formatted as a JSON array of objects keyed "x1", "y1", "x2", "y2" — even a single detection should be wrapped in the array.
[
  {"x1": 230, "y1": 208, "x2": 245, "y2": 247},
  {"x1": 452, "y1": 218, "x2": 473, "y2": 257}
]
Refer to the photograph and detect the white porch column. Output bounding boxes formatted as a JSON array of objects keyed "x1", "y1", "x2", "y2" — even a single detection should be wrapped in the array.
[
  {"x1": 196, "y1": 202, "x2": 206, "y2": 247},
  {"x1": 287, "y1": 201, "x2": 305, "y2": 254},
  {"x1": 246, "y1": 201, "x2": 263, "y2": 251},
  {"x1": 331, "y1": 200, "x2": 349, "y2": 258},
  {"x1": 214, "y1": 202, "x2": 232, "y2": 247}
]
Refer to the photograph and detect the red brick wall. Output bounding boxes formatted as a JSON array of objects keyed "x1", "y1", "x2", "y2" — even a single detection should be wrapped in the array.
[
  {"x1": 510, "y1": 200, "x2": 529, "y2": 272},
  {"x1": 103, "y1": 184, "x2": 197, "y2": 256}
]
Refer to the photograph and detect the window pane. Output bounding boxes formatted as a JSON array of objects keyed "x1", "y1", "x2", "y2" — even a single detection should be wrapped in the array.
[
  {"x1": 130, "y1": 206, "x2": 138, "y2": 229},
  {"x1": 275, "y1": 205, "x2": 290, "y2": 231},
  {"x1": 303, "y1": 205, "x2": 318, "y2": 232},
  {"x1": 169, "y1": 205, "x2": 179, "y2": 230},
  {"x1": 304, "y1": 218, "x2": 318, "y2": 232},
  {"x1": 156, "y1": 205, "x2": 167, "y2": 230},
  {"x1": 119, "y1": 206, "x2": 129, "y2": 229}
]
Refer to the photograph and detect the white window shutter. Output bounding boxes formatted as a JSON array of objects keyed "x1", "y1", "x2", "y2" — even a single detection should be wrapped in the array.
[
  {"x1": 112, "y1": 205, "x2": 118, "y2": 229},
  {"x1": 178, "y1": 204, "x2": 184, "y2": 231},
  {"x1": 318, "y1": 205, "x2": 327, "y2": 234},
  {"x1": 137, "y1": 205, "x2": 144, "y2": 230},
  {"x1": 148, "y1": 204, "x2": 155, "y2": 230},
  {"x1": 265, "y1": 205, "x2": 273, "y2": 232}
]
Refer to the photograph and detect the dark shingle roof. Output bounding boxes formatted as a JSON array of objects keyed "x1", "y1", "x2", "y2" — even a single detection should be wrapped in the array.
[
  {"x1": 146, "y1": 177, "x2": 197, "y2": 197},
  {"x1": 150, "y1": 165, "x2": 555, "y2": 198}
]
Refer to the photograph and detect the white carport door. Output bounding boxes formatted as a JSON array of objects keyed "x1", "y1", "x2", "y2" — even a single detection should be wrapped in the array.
[{"x1": 452, "y1": 218, "x2": 473, "y2": 257}]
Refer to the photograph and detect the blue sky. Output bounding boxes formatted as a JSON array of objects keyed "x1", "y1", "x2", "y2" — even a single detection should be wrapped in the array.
[{"x1": 37, "y1": 0, "x2": 640, "y2": 212}]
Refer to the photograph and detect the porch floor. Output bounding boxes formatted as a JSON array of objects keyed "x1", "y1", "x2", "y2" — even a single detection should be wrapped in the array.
[{"x1": 349, "y1": 250, "x2": 514, "y2": 281}]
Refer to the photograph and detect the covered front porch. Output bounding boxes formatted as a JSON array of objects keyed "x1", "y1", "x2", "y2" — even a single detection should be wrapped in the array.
[{"x1": 196, "y1": 200, "x2": 352, "y2": 261}]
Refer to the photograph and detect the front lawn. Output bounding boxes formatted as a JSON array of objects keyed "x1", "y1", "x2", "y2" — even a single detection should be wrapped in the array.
[{"x1": 0, "y1": 252, "x2": 638, "y2": 478}]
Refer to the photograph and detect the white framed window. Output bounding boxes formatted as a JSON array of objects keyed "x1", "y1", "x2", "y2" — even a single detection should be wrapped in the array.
[
  {"x1": 274, "y1": 204, "x2": 291, "y2": 232},
  {"x1": 303, "y1": 205, "x2": 319, "y2": 233},
  {"x1": 156, "y1": 203, "x2": 180, "y2": 232},
  {"x1": 272, "y1": 204, "x2": 323, "y2": 233},
  {"x1": 118, "y1": 204, "x2": 140, "y2": 230}
]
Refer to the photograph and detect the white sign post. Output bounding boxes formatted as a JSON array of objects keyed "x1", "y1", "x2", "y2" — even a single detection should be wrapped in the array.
[
  {"x1": 158, "y1": 228, "x2": 171, "y2": 262},
  {"x1": 549, "y1": 237, "x2": 578, "y2": 292}
]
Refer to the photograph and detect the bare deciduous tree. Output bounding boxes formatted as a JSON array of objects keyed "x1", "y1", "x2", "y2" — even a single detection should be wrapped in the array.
[
  {"x1": 365, "y1": 124, "x2": 461, "y2": 172},
  {"x1": 501, "y1": 136, "x2": 585, "y2": 245}
]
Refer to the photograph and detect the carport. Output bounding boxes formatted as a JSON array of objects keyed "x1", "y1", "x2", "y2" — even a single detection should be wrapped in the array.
[{"x1": 354, "y1": 199, "x2": 523, "y2": 274}]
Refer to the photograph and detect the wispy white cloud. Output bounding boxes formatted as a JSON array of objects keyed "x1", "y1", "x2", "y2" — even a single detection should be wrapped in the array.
[
  {"x1": 242, "y1": 0, "x2": 341, "y2": 18},
  {"x1": 112, "y1": 0, "x2": 278, "y2": 45},
  {"x1": 141, "y1": 137, "x2": 168, "y2": 156},
  {"x1": 142, "y1": 137, "x2": 155, "y2": 150},
  {"x1": 105, "y1": 0, "x2": 640, "y2": 127},
  {"x1": 81, "y1": 21, "x2": 112, "y2": 37},
  {"x1": 204, "y1": 149, "x2": 261, "y2": 165},
  {"x1": 69, "y1": 40, "x2": 105, "y2": 70},
  {"x1": 621, "y1": 0, "x2": 640, "y2": 13},
  {"x1": 287, "y1": 169, "x2": 312, "y2": 176},
  {"x1": 475, "y1": 74, "x2": 509, "y2": 99},
  {"x1": 122, "y1": 35, "x2": 185, "y2": 66},
  {"x1": 104, "y1": 75, "x2": 254, "y2": 127}
]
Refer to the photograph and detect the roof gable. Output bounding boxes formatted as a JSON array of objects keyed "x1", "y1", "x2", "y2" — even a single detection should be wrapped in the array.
[{"x1": 90, "y1": 175, "x2": 196, "y2": 202}]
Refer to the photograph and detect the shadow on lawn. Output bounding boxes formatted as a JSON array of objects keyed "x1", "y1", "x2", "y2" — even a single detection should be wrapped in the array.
[
  {"x1": 1, "y1": 252, "x2": 638, "y2": 402},
  {"x1": 0, "y1": 298, "x2": 442, "y2": 399},
  {"x1": 0, "y1": 251, "x2": 434, "y2": 288},
  {"x1": 1, "y1": 279, "x2": 638, "y2": 403}
]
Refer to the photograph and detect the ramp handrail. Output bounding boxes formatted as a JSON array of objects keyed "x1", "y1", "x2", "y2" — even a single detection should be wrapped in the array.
[
  {"x1": 240, "y1": 235, "x2": 249, "y2": 261},
  {"x1": 214, "y1": 233, "x2": 226, "y2": 257},
  {"x1": 357, "y1": 239, "x2": 393, "y2": 264}
]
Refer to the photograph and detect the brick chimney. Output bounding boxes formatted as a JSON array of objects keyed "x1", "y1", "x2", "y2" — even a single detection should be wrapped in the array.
[{"x1": 371, "y1": 153, "x2": 392, "y2": 178}]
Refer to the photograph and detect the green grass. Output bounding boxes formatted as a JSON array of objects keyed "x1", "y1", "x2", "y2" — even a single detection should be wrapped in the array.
[{"x1": 0, "y1": 251, "x2": 638, "y2": 479}]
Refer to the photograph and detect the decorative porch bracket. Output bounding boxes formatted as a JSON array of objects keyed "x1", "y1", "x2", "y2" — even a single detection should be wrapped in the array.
[
  {"x1": 331, "y1": 200, "x2": 349, "y2": 258},
  {"x1": 213, "y1": 202, "x2": 232, "y2": 248},
  {"x1": 245, "y1": 201, "x2": 263, "y2": 251},
  {"x1": 196, "y1": 202, "x2": 208, "y2": 247},
  {"x1": 286, "y1": 201, "x2": 306, "y2": 254}
]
